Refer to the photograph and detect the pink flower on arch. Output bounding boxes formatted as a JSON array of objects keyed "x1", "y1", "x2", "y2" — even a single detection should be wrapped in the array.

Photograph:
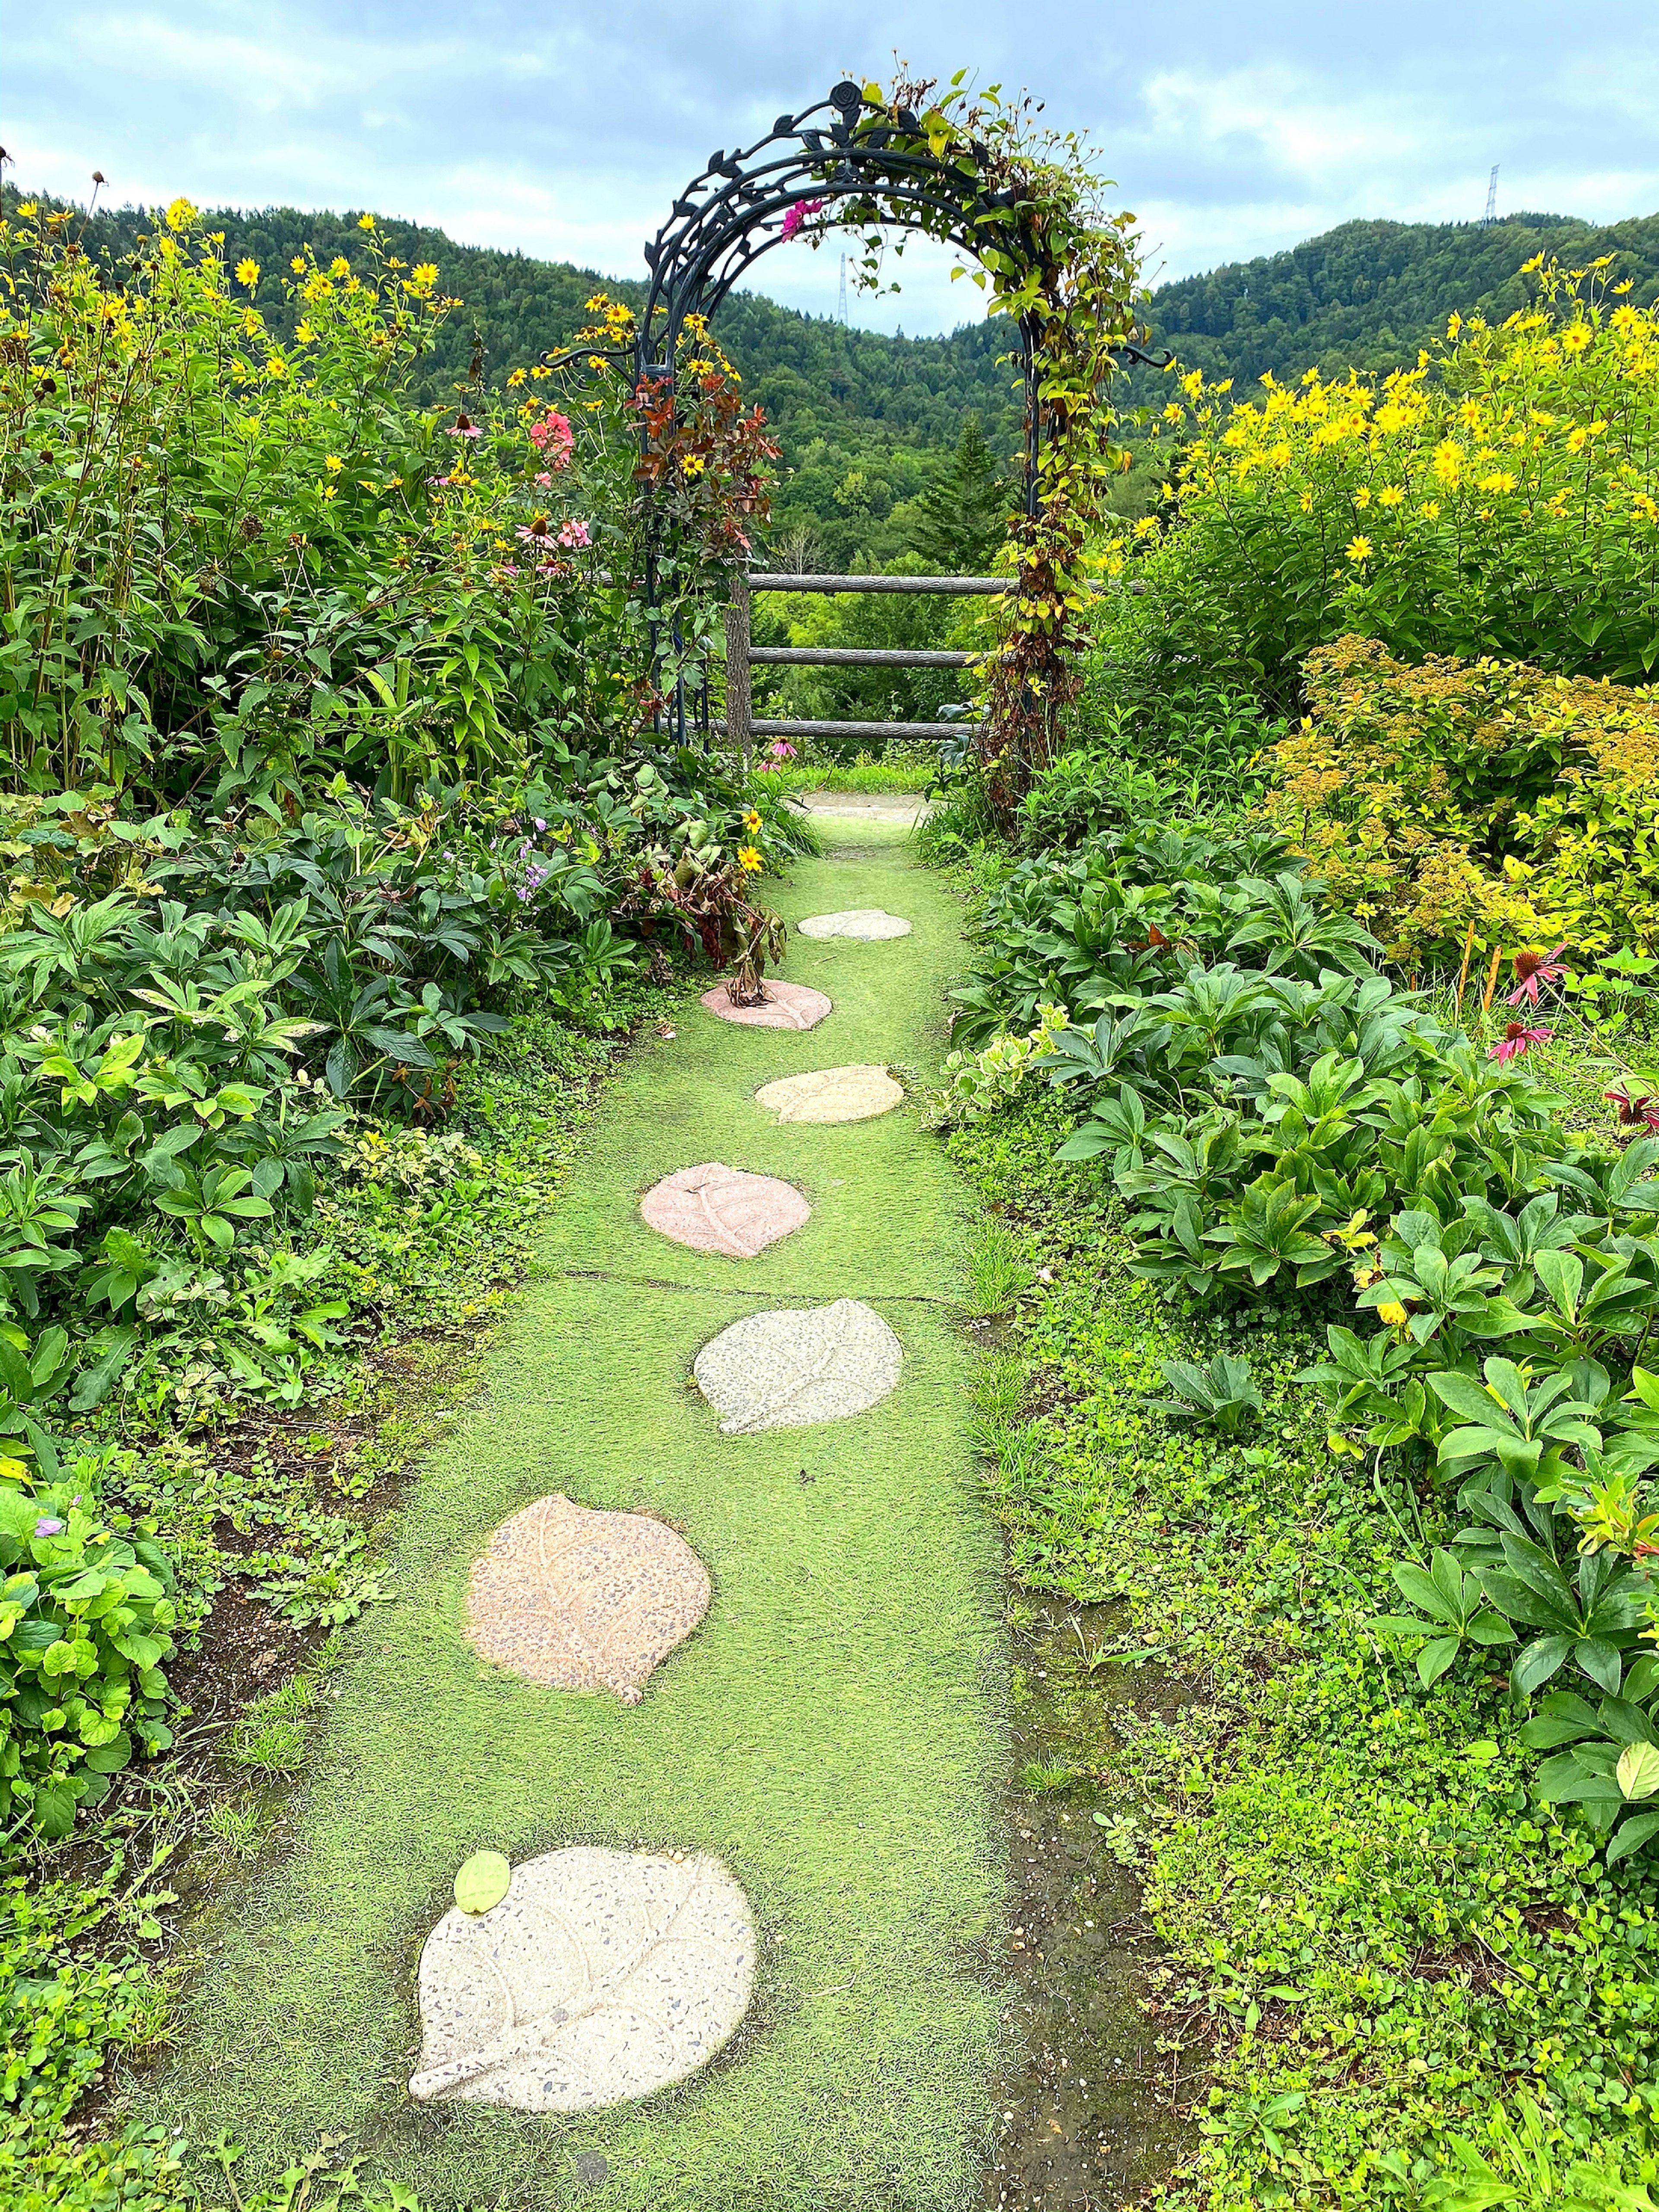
[
  {"x1": 780, "y1": 197, "x2": 826, "y2": 242},
  {"x1": 1507, "y1": 942, "x2": 1568, "y2": 1006},
  {"x1": 556, "y1": 517, "x2": 591, "y2": 549},
  {"x1": 1490, "y1": 1022, "x2": 1552, "y2": 1064}
]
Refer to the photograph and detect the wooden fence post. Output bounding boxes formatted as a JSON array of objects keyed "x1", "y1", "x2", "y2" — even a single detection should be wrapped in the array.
[{"x1": 724, "y1": 579, "x2": 752, "y2": 772}]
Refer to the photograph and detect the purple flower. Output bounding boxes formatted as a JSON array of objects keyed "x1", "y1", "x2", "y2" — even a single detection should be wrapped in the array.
[
  {"x1": 534, "y1": 818, "x2": 546, "y2": 832},
  {"x1": 33, "y1": 1516, "x2": 63, "y2": 1538}
]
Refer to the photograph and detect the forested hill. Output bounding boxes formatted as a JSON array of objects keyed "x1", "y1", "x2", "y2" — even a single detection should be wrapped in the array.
[
  {"x1": 33, "y1": 193, "x2": 1659, "y2": 558},
  {"x1": 1139, "y1": 211, "x2": 1659, "y2": 390}
]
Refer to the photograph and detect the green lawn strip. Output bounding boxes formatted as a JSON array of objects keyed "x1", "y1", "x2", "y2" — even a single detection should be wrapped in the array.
[
  {"x1": 146, "y1": 821, "x2": 1008, "y2": 2212},
  {"x1": 947, "y1": 1092, "x2": 1659, "y2": 2203}
]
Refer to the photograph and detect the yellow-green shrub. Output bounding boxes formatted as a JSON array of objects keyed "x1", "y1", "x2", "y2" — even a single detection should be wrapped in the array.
[{"x1": 1262, "y1": 633, "x2": 1659, "y2": 962}]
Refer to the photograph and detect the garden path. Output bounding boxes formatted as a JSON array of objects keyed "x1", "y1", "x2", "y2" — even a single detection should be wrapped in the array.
[{"x1": 156, "y1": 816, "x2": 1005, "y2": 2212}]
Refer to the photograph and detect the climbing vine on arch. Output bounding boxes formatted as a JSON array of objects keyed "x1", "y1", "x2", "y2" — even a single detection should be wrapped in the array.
[
  {"x1": 829, "y1": 70, "x2": 1146, "y2": 805},
  {"x1": 547, "y1": 68, "x2": 1148, "y2": 804}
]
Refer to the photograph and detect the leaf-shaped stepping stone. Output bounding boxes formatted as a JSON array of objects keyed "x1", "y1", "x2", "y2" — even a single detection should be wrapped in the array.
[
  {"x1": 699, "y1": 979, "x2": 832, "y2": 1030},
  {"x1": 754, "y1": 1065, "x2": 903, "y2": 1124},
  {"x1": 640, "y1": 1163, "x2": 809, "y2": 1259},
  {"x1": 693, "y1": 1298, "x2": 902, "y2": 1434},
  {"x1": 466, "y1": 1495, "x2": 709, "y2": 1703},
  {"x1": 410, "y1": 1846, "x2": 754, "y2": 2112},
  {"x1": 797, "y1": 908, "x2": 911, "y2": 940}
]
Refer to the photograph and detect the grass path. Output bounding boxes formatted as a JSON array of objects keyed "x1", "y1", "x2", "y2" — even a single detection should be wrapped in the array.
[{"x1": 156, "y1": 819, "x2": 1007, "y2": 2211}]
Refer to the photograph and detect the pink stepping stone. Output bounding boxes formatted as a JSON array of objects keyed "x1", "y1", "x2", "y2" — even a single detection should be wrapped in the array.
[
  {"x1": 699, "y1": 979, "x2": 832, "y2": 1030},
  {"x1": 640, "y1": 1162, "x2": 810, "y2": 1258},
  {"x1": 466, "y1": 1494, "x2": 710, "y2": 1705}
]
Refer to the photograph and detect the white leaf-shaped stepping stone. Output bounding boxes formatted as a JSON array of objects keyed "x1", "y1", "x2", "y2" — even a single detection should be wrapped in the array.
[
  {"x1": 699, "y1": 979, "x2": 832, "y2": 1030},
  {"x1": 797, "y1": 908, "x2": 911, "y2": 940},
  {"x1": 640, "y1": 1162, "x2": 809, "y2": 1258},
  {"x1": 466, "y1": 1495, "x2": 710, "y2": 1703},
  {"x1": 754, "y1": 1065, "x2": 903, "y2": 1124},
  {"x1": 693, "y1": 1298, "x2": 902, "y2": 1434},
  {"x1": 410, "y1": 1846, "x2": 753, "y2": 2111}
]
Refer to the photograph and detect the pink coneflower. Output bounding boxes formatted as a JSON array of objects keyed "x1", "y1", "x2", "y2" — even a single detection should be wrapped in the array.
[
  {"x1": 1607, "y1": 1083, "x2": 1659, "y2": 1131},
  {"x1": 1489, "y1": 1022, "x2": 1552, "y2": 1063},
  {"x1": 517, "y1": 516, "x2": 553, "y2": 544},
  {"x1": 445, "y1": 411, "x2": 484, "y2": 439},
  {"x1": 781, "y1": 197, "x2": 826, "y2": 241},
  {"x1": 1507, "y1": 942, "x2": 1568, "y2": 1006}
]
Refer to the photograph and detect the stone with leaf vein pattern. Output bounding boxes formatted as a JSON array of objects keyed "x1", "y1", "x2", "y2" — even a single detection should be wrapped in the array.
[
  {"x1": 693, "y1": 1297, "x2": 902, "y2": 1434},
  {"x1": 754, "y1": 1065, "x2": 903, "y2": 1123},
  {"x1": 797, "y1": 908, "x2": 912, "y2": 940},
  {"x1": 640, "y1": 1161, "x2": 810, "y2": 1258},
  {"x1": 698, "y1": 979, "x2": 832, "y2": 1030},
  {"x1": 466, "y1": 1495, "x2": 709, "y2": 1703},
  {"x1": 410, "y1": 1847, "x2": 754, "y2": 2111}
]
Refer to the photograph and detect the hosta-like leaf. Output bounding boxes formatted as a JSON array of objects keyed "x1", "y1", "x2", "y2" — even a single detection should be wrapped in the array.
[
  {"x1": 411, "y1": 1847, "x2": 754, "y2": 2111},
  {"x1": 694, "y1": 1299, "x2": 902, "y2": 1435},
  {"x1": 1618, "y1": 1740, "x2": 1659, "y2": 1802}
]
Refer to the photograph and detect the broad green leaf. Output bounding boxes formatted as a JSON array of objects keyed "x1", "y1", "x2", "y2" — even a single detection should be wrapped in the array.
[{"x1": 1618, "y1": 1740, "x2": 1659, "y2": 1802}]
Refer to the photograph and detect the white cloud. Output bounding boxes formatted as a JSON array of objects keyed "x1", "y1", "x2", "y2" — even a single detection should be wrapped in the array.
[{"x1": 9, "y1": 0, "x2": 1659, "y2": 331}]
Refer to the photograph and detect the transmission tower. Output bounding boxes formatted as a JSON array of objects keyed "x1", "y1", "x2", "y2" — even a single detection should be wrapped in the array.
[
  {"x1": 1483, "y1": 164, "x2": 1500, "y2": 225},
  {"x1": 836, "y1": 252, "x2": 849, "y2": 324}
]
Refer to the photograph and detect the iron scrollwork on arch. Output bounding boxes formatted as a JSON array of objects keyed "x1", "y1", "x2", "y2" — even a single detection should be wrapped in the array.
[
  {"x1": 632, "y1": 79, "x2": 1165, "y2": 522},
  {"x1": 544, "y1": 80, "x2": 1170, "y2": 738}
]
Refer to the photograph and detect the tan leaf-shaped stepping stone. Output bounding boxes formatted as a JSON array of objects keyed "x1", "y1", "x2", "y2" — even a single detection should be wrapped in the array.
[
  {"x1": 693, "y1": 1297, "x2": 902, "y2": 1434},
  {"x1": 754, "y1": 1065, "x2": 903, "y2": 1124},
  {"x1": 640, "y1": 1162, "x2": 809, "y2": 1259},
  {"x1": 410, "y1": 1846, "x2": 754, "y2": 2111},
  {"x1": 466, "y1": 1495, "x2": 709, "y2": 1704},
  {"x1": 699, "y1": 979, "x2": 832, "y2": 1030},
  {"x1": 797, "y1": 908, "x2": 911, "y2": 940}
]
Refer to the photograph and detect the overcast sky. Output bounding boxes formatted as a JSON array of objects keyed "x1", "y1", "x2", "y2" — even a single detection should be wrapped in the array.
[{"x1": 11, "y1": 2, "x2": 1659, "y2": 334}]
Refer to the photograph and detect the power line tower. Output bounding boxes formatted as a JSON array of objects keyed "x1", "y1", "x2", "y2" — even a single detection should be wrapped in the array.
[
  {"x1": 836, "y1": 252, "x2": 849, "y2": 325},
  {"x1": 1483, "y1": 164, "x2": 1500, "y2": 225}
]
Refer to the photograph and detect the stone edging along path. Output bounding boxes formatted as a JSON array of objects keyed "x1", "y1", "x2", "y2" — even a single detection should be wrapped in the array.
[{"x1": 155, "y1": 816, "x2": 1004, "y2": 2211}]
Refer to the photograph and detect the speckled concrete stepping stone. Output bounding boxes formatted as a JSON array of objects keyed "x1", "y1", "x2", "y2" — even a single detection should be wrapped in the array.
[
  {"x1": 693, "y1": 1298, "x2": 903, "y2": 1434},
  {"x1": 699, "y1": 979, "x2": 832, "y2": 1030},
  {"x1": 465, "y1": 1495, "x2": 709, "y2": 1704},
  {"x1": 410, "y1": 1846, "x2": 754, "y2": 2111},
  {"x1": 798, "y1": 908, "x2": 912, "y2": 940},
  {"x1": 640, "y1": 1162, "x2": 809, "y2": 1259},
  {"x1": 754, "y1": 1065, "x2": 903, "y2": 1124}
]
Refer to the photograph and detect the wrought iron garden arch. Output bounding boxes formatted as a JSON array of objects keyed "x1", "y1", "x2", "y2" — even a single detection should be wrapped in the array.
[{"x1": 549, "y1": 78, "x2": 1166, "y2": 745}]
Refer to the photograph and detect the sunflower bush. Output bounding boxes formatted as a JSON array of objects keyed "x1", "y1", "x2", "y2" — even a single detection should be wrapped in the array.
[{"x1": 1097, "y1": 256, "x2": 1659, "y2": 712}]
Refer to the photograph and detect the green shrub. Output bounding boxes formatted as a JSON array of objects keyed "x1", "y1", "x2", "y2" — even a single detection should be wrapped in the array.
[
  {"x1": 0, "y1": 1473, "x2": 175, "y2": 1839},
  {"x1": 1099, "y1": 256, "x2": 1659, "y2": 711},
  {"x1": 1264, "y1": 632, "x2": 1659, "y2": 963}
]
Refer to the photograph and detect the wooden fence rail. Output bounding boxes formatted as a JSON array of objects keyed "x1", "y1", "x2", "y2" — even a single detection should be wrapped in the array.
[{"x1": 721, "y1": 571, "x2": 996, "y2": 763}]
